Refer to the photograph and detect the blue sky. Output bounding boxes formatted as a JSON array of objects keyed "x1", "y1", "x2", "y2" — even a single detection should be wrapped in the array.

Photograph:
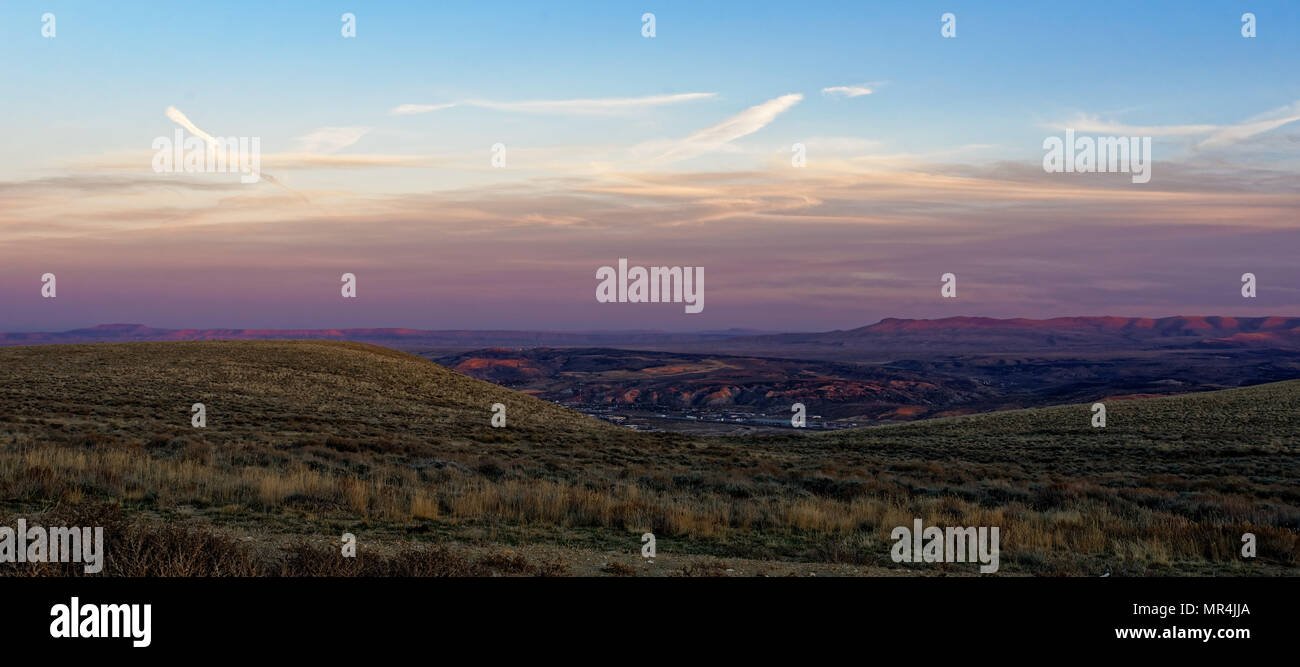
[
  {"x1": 0, "y1": 1, "x2": 1297, "y2": 331},
  {"x1": 4, "y1": 0, "x2": 1296, "y2": 179}
]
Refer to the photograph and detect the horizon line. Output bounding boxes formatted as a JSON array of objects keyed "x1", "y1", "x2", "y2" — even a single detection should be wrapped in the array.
[{"x1": 5, "y1": 313, "x2": 1300, "y2": 337}]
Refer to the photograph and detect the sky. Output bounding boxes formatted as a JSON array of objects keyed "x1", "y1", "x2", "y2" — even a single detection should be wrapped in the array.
[{"x1": 0, "y1": 0, "x2": 1298, "y2": 331}]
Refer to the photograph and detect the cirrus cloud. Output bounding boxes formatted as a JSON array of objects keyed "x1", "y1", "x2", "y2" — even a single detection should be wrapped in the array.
[
  {"x1": 389, "y1": 92, "x2": 715, "y2": 117},
  {"x1": 821, "y1": 85, "x2": 873, "y2": 99},
  {"x1": 389, "y1": 103, "x2": 458, "y2": 116},
  {"x1": 650, "y1": 93, "x2": 804, "y2": 164},
  {"x1": 294, "y1": 126, "x2": 371, "y2": 154},
  {"x1": 1049, "y1": 101, "x2": 1300, "y2": 150}
]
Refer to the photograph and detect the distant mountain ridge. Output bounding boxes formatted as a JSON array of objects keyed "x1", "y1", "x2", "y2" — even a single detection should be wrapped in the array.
[
  {"x1": 0, "y1": 324, "x2": 763, "y2": 350},
  {"x1": 2, "y1": 316, "x2": 1298, "y2": 354},
  {"x1": 738, "y1": 315, "x2": 1300, "y2": 357},
  {"x1": 860, "y1": 315, "x2": 1300, "y2": 335}
]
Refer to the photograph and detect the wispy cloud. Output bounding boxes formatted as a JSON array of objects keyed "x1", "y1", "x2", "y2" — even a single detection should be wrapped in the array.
[
  {"x1": 1051, "y1": 101, "x2": 1300, "y2": 149},
  {"x1": 1199, "y1": 101, "x2": 1300, "y2": 149},
  {"x1": 76, "y1": 151, "x2": 435, "y2": 173},
  {"x1": 389, "y1": 92, "x2": 714, "y2": 117},
  {"x1": 821, "y1": 85, "x2": 873, "y2": 99},
  {"x1": 1055, "y1": 113, "x2": 1217, "y2": 137},
  {"x1": 294, "y1": 127, "x2": 371, "y2": 154},
  {"x1": 389, "y1": 103, "x2": 458, "y2": 116},
  {"x1": 264, "y1": 153, "x2": 430, "y2": 169},
  {"x1": 163, "y1": 106, "x2": 304, "y2": 200},
  {"x1": 164, "y1": 106, "x2": 220, "y2": 146},
  {"x1": 7, "y1": 162, "x2": 1295, "y2": 329},
  {"x1": 651, "y1": 93, "x2": 804, "y2": 163}
]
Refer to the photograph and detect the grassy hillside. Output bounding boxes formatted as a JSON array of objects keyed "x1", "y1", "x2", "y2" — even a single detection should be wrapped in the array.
[{"x1": 0, "y1": 341, "x2": 1296, "y2": 576}]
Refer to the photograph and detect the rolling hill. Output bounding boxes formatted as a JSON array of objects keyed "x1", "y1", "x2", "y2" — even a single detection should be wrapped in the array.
[
  {"x1": 0, "y1": 340, "x2": 631, "y2": 453},
  {"x1": 0, "y1": 341, "x2": 1296, "y2": 576}
]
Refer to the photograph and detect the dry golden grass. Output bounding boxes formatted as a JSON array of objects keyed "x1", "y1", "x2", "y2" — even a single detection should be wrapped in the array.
[{"x1": 0, "y1": 341, "x2": 1296, "y2": 576}]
